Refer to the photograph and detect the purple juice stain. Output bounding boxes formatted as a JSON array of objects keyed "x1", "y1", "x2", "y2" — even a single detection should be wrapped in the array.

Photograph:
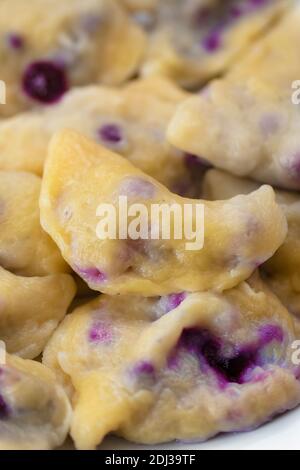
[
  {"x1": 76, "y1": 266, "x2": 106, "y2": 283},
  {"x1": 202, "y1": 31, "x2": 221, "y2": 53},
  {"x1": 197, "y1": 0, "x2": 269, "y2": 55},
  {"x1": 185, "y1": 153, "x2": 213, "y2": 171},
  {"x1": 178, "y1": 328, "x2": 257, "y2": 385},
  {"x1": 259, "y1": 324, "x2": 284, "y2": 345},
  {"x1": 281, "y1": 154, "x2": 300, "y2": 180},
  {"x1": 167, "y1": 352, "x2": 180, "y2": 371},
  {"x1": 171, "y1": 323, "x2": 284, "y2": 386},
  {"x1": 99, "y1": 123, "x2": 123, "y2": 144},
  {"x1": 134, "y1": 361, "x2": 155, "y2": 375},
  {"x1": 119, "y1": 177, "x2": 155, "y2": 199},
  {"x1": 229, "y1": 5, "x2": 243, "y2": 19},
  {"x1": 259, "y1": 113, "x2": 280, "y2": 136},
  {"x1": 0, "y1": 394, "x2": 10, "y2": 420},
  {"x1": 6, "y1": 33, "x2": 24, "y2": 50},
  {"x1": 166, "y1": 292, "x2": 186, "y2": 313},
  {"x1": 88, "y1": 321, "x2": 112, "y2": 343},
  {"x1": 22, "y1": 60, "x2": 69, "y2": 104}
]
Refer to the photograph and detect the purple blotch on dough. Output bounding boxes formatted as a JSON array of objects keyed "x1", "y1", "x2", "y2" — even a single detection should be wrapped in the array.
[
  {"x1": 259, "y1": 324, "x2": 284, "y2": 345},
  {"x1": 6, "y1": 33, "x2": 24, "y2": 50},
  {"x1": 22, "y1": 60, "x2": 69, "y2": 104},
  {"x1": 119, "y1": 177, "x2": 156, "y2": 199},
  {"x1": 166, "y1": 292, "x2": 186, "y2": 312},
  {"x1": 171, "y1": 323, "x2": 284, "y2": 386},
  {"x1": 76, "y1": 266, "x2": 106, "y2": 283},
  {"x1": 99, "y1": 124, "x2": 123, "y2": 144},
  {"x1": 179, "y1": 328, "x2": 257, "y2": 385},
  {"x1": 88, "y1": 321, "x2": 112, "y2": 343},
  {"x1": 202, "y1": 30, "x2": 221, "y2": 53},
  {"x1": 167, "y1": 352, "x2": 180, "y2": 370},
  {"x1": 281, "y1": 154, "x2": 300, "y2": 180},
  {"x1": 229, "y1": 6, "x2": 243, "y2": 19},
  {"x1": 0, "y1": 394, "x2": 10, "y2": 420},
  {"x1": 134, "y1": 361, "x2": 155, "y2": 375}
]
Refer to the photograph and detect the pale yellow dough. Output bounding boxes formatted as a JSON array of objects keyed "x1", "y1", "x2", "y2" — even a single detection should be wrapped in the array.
[
  {"x1": 0, "y1": 266, "x2": 76, "y2": 359},
  {"x1": 0, "y1": 354, "x2": 71, "y2": 450},
  {"x1": 0, "y1": 78, "x2": 199, "y2": 195},
  {"x1": 0, "y1": 0, "x2": 145, "y2": 117},
  {"x1": 0, "y1": 0, "x2": 298, "y2": 453},
  {"x1": 138, "y1": 0, "x2": 289, "y2": 88},
  {"x1": 40, "y1": 130, "x2": 287, "y2": 296},
  {"x1": 203, "y1": 169, "x2": 300, "y2": 317},
  {"x1": 43, "y1": 275, "x2": 300, "y2": 449},
  {"x1": 0, "y1": 171, "x2": 69, "y2": 276},
  {"x1": 168, "y1": 6, "x2": 300, "y2": 190}
]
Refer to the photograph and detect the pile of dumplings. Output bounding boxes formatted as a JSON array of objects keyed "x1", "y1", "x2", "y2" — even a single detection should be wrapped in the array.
[{"x1": 0, "y1": 0, "x2": 300, "y2": 450}]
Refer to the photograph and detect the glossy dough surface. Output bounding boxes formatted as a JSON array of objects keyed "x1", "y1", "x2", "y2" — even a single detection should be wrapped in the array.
[
  {"x1": 0, "y1": 78, "x2": 200, "y2": 195},
  {"x1": 138, "y1": 0, "x2": 289, "y2": 87},
  {"x1": 203, "y1": 169, "x2": 300, "y2": 319},
  {"x1": 0, "y1": 266, "x2": 76, "y2": 359},
  {"x1": 0, "y1": 171, "x2": 69, "y2": 276},
  {"x1": 43, "y1": 275, "x2": 300, "y2": 449},
  {"x1": 168, "y1": 6, "x2": 300, "y2": 189},
  {"x1": 40, "y1": 130, "x2": 287, "y2": 296},
  {"x1": 0, "y1": 354, "x2": 71, "y2": 450},
  {"x1": 0, "y1": 0, "x2": 145, "y2": 117},
  {"x1": 0, "y1": 0, "x2": 299, "y2": 451}
]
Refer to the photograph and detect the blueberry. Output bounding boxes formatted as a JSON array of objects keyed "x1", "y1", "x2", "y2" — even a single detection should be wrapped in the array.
[
  {"x1": 99, "y1": 124, "x2": 123, "y2": 144},
  {"x1": 22, "y1": 60, "x2": 68, "y2": 104}
]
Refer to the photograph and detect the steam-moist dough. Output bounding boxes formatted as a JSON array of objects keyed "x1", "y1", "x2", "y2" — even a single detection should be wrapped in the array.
[
  {"x1": 0, "y1": 171, "x2": 69, "y2": 276},
  {"x1": 137, "y1": 0, "x2": 289, "y2": 88},
  {"x1": 203, "y1": 169, "x2": 300, "y2": 318},
  {"x1": 0, "y1": 354, "x2": 71, "y2": 450},
  {"x1": 0, "y1": 79, "x2": 200, "y2": 195},
  {"x1": 168, "y1": 6, "x2": 300, "y2": 190},
  {"x1": 0, "y1": 266, "x2": 76, "y2": 359},
  {"x1": 0, "y1": 0, "x2": 145, "y2": 118},
  {"x1": 40, "y1": 130, "x2": 287, "y2": 296},
  {"x1": 43, "y1": 275, "x2": 300, "y2": 449}
]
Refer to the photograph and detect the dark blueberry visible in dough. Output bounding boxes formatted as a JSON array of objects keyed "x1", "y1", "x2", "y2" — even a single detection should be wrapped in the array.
[
  {"x1": 22, "y1": 61, "x2": 69, "y2": 104},
  {"x1": 176, "y1": 324, "x2": 283, "y2": 385},
  {"x1": 202, "y1": 31, "x2": 221, "y2": 52},
  {"x1": 99, "y1": 124, "x2": 123, "y2": 144},
  {"x1": 134, "y1": 361, "x2": 155, "y2": 375},
  {"x1": 6, "y1": 33, "x2": 24, "y2": 50}
]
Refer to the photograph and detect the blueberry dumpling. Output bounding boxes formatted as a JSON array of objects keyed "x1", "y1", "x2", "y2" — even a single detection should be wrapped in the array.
[
  {"x1": 43, "y1": 275, "x2": 300, "y2": 448},
  {"x1": 40, "y1": 129, "x2": 287, "y2": 296},
  {"x1": 168, "y1": 6, "x2": 300, "y2": 190},
  {"x1": 0, "y1": 0, "x2": 145, "y2": 117}
]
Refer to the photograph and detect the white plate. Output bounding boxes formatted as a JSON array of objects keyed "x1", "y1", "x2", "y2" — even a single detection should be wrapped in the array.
[{"x1": 98, "y1": 407, "x2": 300, "y2": 450}]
